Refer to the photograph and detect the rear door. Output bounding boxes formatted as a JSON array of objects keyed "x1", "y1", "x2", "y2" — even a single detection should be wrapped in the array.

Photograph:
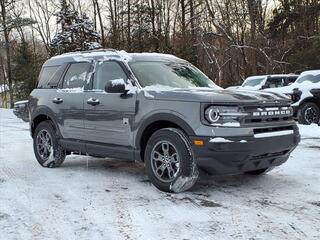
[
  {"x1": 54, "y1": 62, "x2": 91, "y2": 140},
  {"x1": 83, "y1": 60, "x2": 136, "y2": 146}
]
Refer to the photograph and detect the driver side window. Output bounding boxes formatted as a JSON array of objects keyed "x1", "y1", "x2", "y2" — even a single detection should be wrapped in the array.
[{"x1": 93, "y1": 61, "x2": 128, "y2": 90}]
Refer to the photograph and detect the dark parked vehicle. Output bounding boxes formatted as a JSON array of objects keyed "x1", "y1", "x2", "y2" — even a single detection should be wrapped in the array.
[
  {"x1": 29, "y1": 50, "x2": 300, "y2": 192},
  {"x1": 13, "y1": 100, "x2": 29, "y2": 122}
]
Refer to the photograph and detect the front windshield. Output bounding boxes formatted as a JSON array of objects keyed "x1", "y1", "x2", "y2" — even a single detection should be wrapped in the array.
[
  {"x1": 129, "y1": 61, "x2": 218, "y2": 89},
  {"x1": 242, "y1": 77, "x2": 265, "y2": 87},
  {"x1": 296, "y1": 74, "x2": 320, "y2": 84}
]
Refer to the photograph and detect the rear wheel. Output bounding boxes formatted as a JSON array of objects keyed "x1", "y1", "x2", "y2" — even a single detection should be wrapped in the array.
[
  {"x1": 298, "y1": 102, "x2": 320, "y2": 125},
  {"x1": 33, "y1": 121, "x2": 66, "y2": 168},
  {"x1": 145, "y1": 128, "x2": 198, "y2": 193}
]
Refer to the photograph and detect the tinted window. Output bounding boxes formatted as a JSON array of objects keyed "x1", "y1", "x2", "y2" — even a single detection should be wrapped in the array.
[
  {"x1": 288, "y1": 76, "x2": 298, "y2": 83},
  {"x1": 37, "y1": 66, "x2": 59, "y2": 88},
  {"x1": 242, "y1": 77, "x2": 265, "y2": 87},
  {"x1": 63, "y1": 63, "x2": 90, "y2": 89},
  {"x1": 93, "y1": 61, "x2": 127, "y2": 90},
  {"x1": 264, "y1": 77, "x2": 284, "y2": 88}
]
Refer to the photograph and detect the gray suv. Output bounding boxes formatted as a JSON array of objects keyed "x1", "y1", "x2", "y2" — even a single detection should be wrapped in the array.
[{"x1": 29, "y1": 49, "x2": 300, "y2": 192}]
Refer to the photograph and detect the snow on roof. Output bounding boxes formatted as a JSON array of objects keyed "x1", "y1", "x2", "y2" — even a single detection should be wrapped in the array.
[
  {"x1": 48, "y1": 49, "x2": 181, "y2": 66},
  {"x1": 246, "y1": 74, "x2": 298, "y2": 79},
  {"x1": 300, "y1": 70, "x2": 320, "y2": 76}
]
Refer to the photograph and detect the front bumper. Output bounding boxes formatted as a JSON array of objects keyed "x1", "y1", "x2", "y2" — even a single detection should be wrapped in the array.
[
  {"x1": 190, "y1": 127, "x2": 300, "y2": 175},
  {"x1": 292, "y1": 105, "x2": 299, "y2": 118}
]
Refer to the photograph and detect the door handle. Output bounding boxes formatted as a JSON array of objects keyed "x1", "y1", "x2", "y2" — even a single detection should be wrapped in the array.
[
  {"x1": 87, "y1": 98, "x2": 100, "y2": 106},
  {"x1": 52, "y1": 97, "x2": 63, "y2": 104}
]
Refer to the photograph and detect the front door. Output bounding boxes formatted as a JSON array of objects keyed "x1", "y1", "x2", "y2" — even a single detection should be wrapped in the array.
[{"x1": 83, "y1": 61, "x2": 136, "y2": 146}]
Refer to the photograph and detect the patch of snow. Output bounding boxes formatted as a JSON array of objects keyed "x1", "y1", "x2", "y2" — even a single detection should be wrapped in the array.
[
  {"x1": 117, "y1": 50, "x2": 133, "y2": 62},
  {"x1": 298, "y1": 124, "x2": 320, "y2": 139},
  {"x1": 130, "y1": 52, "x2": 178, "y2": 60},
  {"x1": 14, "y1": 100, "x2": 28, "y2": 105},
  {"x1": 254, "y1": 130, "x2": 294, "y2": 138},
  {"x1": 111, "y1": 79, "x2": 125, "y2": 87},
  {"x1": 143, "y1": 84, "x2": 177, "y2": 92},
  {"x1": 57, "y1": 87, "x2": 84, "y2": 93},
  {"x1": 143, "y1": 91, "x2": 155, "y2": 99},
  {"x1": 211, "y1": 122, "x2": 241, "y2": 127},
  {"x1": 209, "y1": 137, "x2": 233, "y2": 143},
  {"x1": 170, "y1": 175, "x2": 198, "y2": 193}
]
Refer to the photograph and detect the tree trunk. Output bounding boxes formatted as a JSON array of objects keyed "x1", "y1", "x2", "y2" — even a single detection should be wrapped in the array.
[
  {"x1": 94, "y1": 0, "x2": 105, "y2": 46},
  {"x1": 127, "y1": 0, "x2": 131, "y2": 50},
  {"x1": 1, "y1": 0, "x2": 14, "y2": 108},
  {"x1": 247, "y1": 0, "x2": 258, "y2": 74}
]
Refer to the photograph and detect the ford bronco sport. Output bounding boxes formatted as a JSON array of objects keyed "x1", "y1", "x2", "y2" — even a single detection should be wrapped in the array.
[{"x1": 29, "y1": 49, "x2": 300, "y2": 192}]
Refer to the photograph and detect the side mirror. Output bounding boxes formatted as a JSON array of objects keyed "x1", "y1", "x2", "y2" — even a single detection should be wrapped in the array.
[{"x1": 105, "y1": 79, "x2": 127, "y2": 94}]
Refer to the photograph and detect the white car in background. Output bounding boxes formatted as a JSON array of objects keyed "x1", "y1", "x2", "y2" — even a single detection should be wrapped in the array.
[
  {"x1": 266, "y1": 70, "x2": 320, "y2": 125},
  {"x1": 227, "y1": 74, "x2": 299, "y2": 91}
]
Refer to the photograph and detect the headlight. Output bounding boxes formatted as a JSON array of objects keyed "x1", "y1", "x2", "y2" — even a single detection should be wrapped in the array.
[{"x1": 204, "y1": 106, "x2": 247, "y2": 127}]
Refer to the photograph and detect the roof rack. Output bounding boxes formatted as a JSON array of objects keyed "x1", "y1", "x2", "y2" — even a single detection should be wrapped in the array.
[
  {"x1": 61, "y1": 48, "x2": 118, "y2": 56},
  {"x1": 80, "y1": 48, "x2": 117, "y2": 53}
]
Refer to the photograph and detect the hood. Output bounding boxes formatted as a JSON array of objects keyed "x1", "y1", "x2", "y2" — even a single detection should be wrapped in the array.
[
  {"x1": 264, "y1": 84, "x2": 297, "y2": 94},
  {"x1": 142, "y1": 87, "x2": 291, "y2": 105},
  {"x1": 241, "y1": 85, "x2": 263, "y2": 90},
  {"x1": 266, "y1": 81, "x2": 320, "y2": 94}
]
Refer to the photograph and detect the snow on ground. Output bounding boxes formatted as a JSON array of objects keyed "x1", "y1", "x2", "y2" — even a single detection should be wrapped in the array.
[{"x1": 0, "y1": 108, "x2": 319, "y2": 240}]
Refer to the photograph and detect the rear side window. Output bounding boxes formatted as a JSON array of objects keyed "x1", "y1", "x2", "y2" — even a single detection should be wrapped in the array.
[
  {"x1": 62, "y1": 63, "x2": 91, "y2": 89},
  {"x1": 37, "y1": 66, "x2": 60, "y2": 88}
]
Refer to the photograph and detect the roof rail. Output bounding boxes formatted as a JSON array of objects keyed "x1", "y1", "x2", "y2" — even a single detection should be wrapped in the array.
[
  {"x1": 80, "y1": 48, "x2": 117, "y2": 53},
  {"x1": 60, "y1": 48, "x2": 118, "y2": 56}
]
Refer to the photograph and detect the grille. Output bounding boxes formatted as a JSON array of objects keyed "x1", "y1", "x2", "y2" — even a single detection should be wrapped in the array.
[{"x1": 242, "y1": 105, "x2": 293, "y2": 124}]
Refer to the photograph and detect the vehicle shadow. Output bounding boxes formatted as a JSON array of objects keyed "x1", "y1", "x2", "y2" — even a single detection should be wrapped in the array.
[{"x1": 61, "y1": 155, "x2": 300, "y2": 196}]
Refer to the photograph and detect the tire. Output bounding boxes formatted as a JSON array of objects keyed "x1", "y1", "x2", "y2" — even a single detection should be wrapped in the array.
[
  {"x1": 144, "y1": 128, "x2": 199, "y2": 193},
  {"x1": 33, "y1": 121, "x2": 66, "y2": 168},
  {"x1": 245, "y1": 167, "x2": 273, "y2": 175},
  {"x1": 298, "y1": 102, "x2": 320, "y2": 125}
]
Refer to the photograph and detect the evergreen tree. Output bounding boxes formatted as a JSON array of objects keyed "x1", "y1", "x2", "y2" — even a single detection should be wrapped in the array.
[
  {"x1": 50, "y1": 0, "x2": 102, "y2": 55},
  {"x1": 12, "y1": 41, "x2": 41, "y2": 100}
]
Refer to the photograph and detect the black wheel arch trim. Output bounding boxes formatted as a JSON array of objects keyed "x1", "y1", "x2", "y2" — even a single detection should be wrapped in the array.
[
  {"x1": 298, "y1": 97, "x2": 320, "y2": 108},
  {"x1": 134, "y1": 112, "x2": 195, "y2": 155},
  {"x1": 30, "y1": 106, "x2": 62, "y2": 138}
]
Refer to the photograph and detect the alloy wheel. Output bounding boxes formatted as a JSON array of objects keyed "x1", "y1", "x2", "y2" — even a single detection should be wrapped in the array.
[
  {"x1": 36, "y1": 129, "x2": 53, "y2": 161},
  {"x1": 150, "y1": 141, "x2": 181, "y2": 183}
]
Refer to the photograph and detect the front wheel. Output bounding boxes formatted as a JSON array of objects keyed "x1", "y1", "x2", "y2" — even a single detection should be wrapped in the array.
[
  {"x1": 298, "y1": 102, "x2": 320, "y2": 125},
  {"x1": 33, "y1": 121, "x2": 66, "y2": 168},
  {"x1": 144, "y1": 128, "x2": 199, "y2": 193}
]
